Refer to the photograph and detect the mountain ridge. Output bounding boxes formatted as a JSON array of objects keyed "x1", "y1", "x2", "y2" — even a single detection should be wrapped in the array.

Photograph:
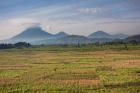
[
  {"x1": 53, "y1": 31, "x2": 69, "y2": 39},
  {"x1": 125, "y1": 34, "x2": 140, "y2": 43},
  {"x1": 2, "y1": 26, "x2": 139, "y2": 45},
  {"x1": 88, "y1": 31, "x2": 127, "y2": 39},
  {"x1": 11, "y1": 27, "x2": 52, "y2": 42}
]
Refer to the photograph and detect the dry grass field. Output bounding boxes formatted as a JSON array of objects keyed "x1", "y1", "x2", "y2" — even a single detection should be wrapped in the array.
[{"x1": 0, "y1": 45, "x2": 140, "y2": 93}]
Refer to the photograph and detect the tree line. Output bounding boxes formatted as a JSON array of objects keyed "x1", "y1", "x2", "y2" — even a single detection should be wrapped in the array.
[
  {"x1": 0, "y1": 42, "x2": 31, "y2": 49},
  {"x1": 0, "y1": 40, "x2": 139, "y2": 49}
]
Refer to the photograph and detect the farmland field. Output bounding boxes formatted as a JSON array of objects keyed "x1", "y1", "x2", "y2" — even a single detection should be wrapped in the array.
[{"x1": 0, "y1": 45, "x2": 140, "y2": 93}]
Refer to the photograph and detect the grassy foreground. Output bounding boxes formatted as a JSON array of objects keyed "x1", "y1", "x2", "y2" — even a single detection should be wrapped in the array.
[{"x1": 0, "y1": 44, "x2": 140, "y2": 93}]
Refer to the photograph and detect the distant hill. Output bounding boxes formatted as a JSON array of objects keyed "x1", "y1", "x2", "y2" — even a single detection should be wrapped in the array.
[
  {"x1": 33, "y1": 35, "x2": 92, "y2": 45},
  {"x1": 88, "y1": 31, "x2": 127, "y2": 39},
  {"x1": 125, "y1": 34, "x2": 140, "y2": 43},
  {"x1": 57, "y1": 35, "x2": 91, "y2": 44},
  {"x1": 32, "y1": 35, "x2": 116, "y2": 45},
  {"x1": 53, "y1": 32, "x2": 69, "y2": 39},
  {"x1": 7, "y1": 27, "x2": 70, "y2": 44},
  {"x1": 113, "y1": 34, "x2": 128, "y2": 39},
  {"x1": 88, "y1": 31, "x2": 112, "y2": 39},
  {"x1": 1, "y1": 26, "x2": 134, "y2": 45},
  {"x1": 10, "y1": 27, "x2": 52, "y2": 43}
]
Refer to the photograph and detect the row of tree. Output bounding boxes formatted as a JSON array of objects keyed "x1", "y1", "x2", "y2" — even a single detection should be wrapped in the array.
[
  {"x1": 0, "y1": 42, "x2": 31, "y2": 49},
  {"x1": 0, "y1": 40, "x2": 139, "y2": 49}
]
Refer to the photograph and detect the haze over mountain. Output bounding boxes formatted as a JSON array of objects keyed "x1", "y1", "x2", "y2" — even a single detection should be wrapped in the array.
[
  {"x1": 10, "y1": 27, "x2": 52, "y2": 42},
  {"x1": 88, "y1": 31, "x2": 127, "y2": 39},
  {"x1": 2, "y1": 26, "x2": 140, "y2": 45},
  {"x1": 125, "y1": 34, "x2": 140, "y2": 43},
  {"x1": 55, "y1": 35, "x2": 91, "y2": 45},
  {"x1": 53, "y1": 32, "x2": 69, "y2": 39},
  {"x1": 34, "y1": 35, "x2": 92, "y2": 45}
]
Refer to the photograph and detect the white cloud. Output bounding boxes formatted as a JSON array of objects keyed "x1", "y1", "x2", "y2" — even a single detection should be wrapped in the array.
[
  {"x1": 8, "y1": 18, "x2": 40, "y2": 27},
  {"x1": 0, "y1": 1, "x2": 140, "y2": 40},
  {"x1": 78, "y1": 8, "x2": 99, "y2": 14},
  {"x1": 0, "y1": 17, "x2": 49, "y2": 40}
]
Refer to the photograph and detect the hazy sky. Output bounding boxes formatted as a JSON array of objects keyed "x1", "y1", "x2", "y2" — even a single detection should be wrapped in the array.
[{"x1": 0, "y1": 0, "x2": 140, "y2": 40}]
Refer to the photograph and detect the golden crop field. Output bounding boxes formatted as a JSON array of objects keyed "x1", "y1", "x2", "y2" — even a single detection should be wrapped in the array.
[{"x1": 0, "y1": 45, "x2": 140, "y2": 93}]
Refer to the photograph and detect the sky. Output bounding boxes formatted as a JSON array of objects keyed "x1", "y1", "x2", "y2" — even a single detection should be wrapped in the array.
[{"x1": 0, "y1": 0, "x2": 140, "y2": 40}]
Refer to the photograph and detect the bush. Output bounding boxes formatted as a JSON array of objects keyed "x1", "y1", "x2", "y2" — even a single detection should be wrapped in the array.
[{"x1": 14, "y1": 42, "x2": 31, "y2": 48}]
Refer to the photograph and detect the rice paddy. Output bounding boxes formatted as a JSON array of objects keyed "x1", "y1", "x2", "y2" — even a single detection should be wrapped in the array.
[{"x1": 0, "y1": 45, "x2": 140, "y2": 93}]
